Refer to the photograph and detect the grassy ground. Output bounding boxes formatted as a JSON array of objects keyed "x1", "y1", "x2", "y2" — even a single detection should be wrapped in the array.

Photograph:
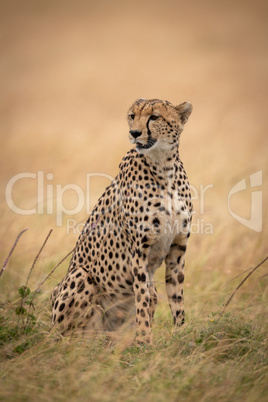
[
  {"x1": 0, "y1": 286, "x2": 268, "y2": 401},
  {"x1": 0, "y1": 0, "x2": 268, "y2": 400}
]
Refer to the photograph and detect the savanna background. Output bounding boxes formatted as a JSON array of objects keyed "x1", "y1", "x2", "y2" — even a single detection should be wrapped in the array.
[{"x1": 0, "y1": 0, "x2": 267, "y2": 401}]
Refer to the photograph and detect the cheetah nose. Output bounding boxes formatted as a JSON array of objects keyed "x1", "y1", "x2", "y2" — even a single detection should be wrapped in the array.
[{"x1": 130, "y1": 130, "x2": 142, "y2": 139}]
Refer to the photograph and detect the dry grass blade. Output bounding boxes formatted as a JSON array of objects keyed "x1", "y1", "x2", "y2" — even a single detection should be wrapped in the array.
[
  {"x1": 25, "y1": 229, "x2": 53, "y2": 287},
  {"x1": 0, "y1": 229, "x2": 28, "y2": 278},
  {"x1": 34, "y1": 247, "x2": 76, "y2": 293},
  {"x1": 34, "y1": 218, "x2": 99, "y2": 293},
  {"x1": 226, "y1": 265, "x2": 254, "y2": 284},
  {"x1": 218, "y1": 256, "x2": 268, "y2": 319}
]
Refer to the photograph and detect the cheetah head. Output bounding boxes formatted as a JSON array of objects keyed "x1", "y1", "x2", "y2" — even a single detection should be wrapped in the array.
[{"x1": 127, "y1": 98, "x2": 192, "y2": 156}]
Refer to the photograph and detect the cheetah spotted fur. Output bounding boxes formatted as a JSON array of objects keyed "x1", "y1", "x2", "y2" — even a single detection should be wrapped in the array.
[{"x1": 51, "y1": 98, "x2": 193, "y2": 344}]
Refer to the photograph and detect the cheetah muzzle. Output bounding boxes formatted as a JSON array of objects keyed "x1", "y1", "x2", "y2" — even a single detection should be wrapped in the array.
[{"x1": 51, "y1": 98, "x2": 193, "y2": 344}]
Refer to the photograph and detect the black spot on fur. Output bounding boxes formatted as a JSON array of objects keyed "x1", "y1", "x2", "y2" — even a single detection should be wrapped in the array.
[
  {"x1": 152, "y1": 217, "x2": 160, "y2": 227},
  {"x1": 77, "y1": 280, "x2": 85, "y2": 293}
]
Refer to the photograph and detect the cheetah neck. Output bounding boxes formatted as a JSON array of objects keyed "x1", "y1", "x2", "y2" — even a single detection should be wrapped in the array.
[{"x1": 143, "y1": 145, "x2": 179, "y2": 187}]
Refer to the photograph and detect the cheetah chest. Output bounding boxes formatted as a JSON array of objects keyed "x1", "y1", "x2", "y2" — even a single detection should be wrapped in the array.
[{"x1": 147, "y1": 206, "x2": 188, "y2": 281}]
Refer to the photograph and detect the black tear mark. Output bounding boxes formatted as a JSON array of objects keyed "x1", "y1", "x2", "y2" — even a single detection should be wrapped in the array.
[{"x1": 146, "y1": 116, "x2": 152, "y2": 137}]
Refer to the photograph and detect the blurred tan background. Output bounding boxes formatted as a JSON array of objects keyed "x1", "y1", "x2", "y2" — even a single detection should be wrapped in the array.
[{"x1": 0, "y1": 0, "x2": 267, "y2": 307}]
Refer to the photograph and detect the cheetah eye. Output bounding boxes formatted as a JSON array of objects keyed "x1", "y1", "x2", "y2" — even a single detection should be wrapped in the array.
[
  {"x1": 129, "y1": 114, "x2": 135, "y2": 120},
  {"x1": 150, "y1": 115, "x2": 159, "y2": 120}
]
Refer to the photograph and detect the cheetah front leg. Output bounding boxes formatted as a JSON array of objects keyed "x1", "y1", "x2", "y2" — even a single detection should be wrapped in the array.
[
  {"x1": 132, "y1": 258, "x2": 152, "y2": 344},
  {"x1": 148, "y1": 283, "x2": 158, "y2": 325},
  {"x1": 165, "y1": 239, "x2": 188, "y2": 327}
]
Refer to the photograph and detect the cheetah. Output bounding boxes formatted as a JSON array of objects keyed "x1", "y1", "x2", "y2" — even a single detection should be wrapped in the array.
[{"x1": 51, "y1": 98, "x2": 193, "y2": 344}]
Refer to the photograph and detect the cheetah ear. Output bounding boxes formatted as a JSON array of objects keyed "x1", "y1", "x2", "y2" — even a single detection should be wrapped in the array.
[{"x1": 175, "y1": 101, "x2": 193, "y2": 124}]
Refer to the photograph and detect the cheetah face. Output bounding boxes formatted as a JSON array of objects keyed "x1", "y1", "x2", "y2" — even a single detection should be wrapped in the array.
[{"x1": 127, "y1": 98, "x2": 192, "y2": 155}]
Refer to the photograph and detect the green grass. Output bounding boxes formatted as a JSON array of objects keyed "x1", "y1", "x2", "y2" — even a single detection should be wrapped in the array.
[{"x1": 0, "y1": 281, "x2": 267, "y2": 402}]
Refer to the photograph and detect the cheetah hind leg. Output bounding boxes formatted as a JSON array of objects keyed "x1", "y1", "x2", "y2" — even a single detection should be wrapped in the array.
[{"x1": 51, "y1": 267, "x2": 105, "y2": 336}]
